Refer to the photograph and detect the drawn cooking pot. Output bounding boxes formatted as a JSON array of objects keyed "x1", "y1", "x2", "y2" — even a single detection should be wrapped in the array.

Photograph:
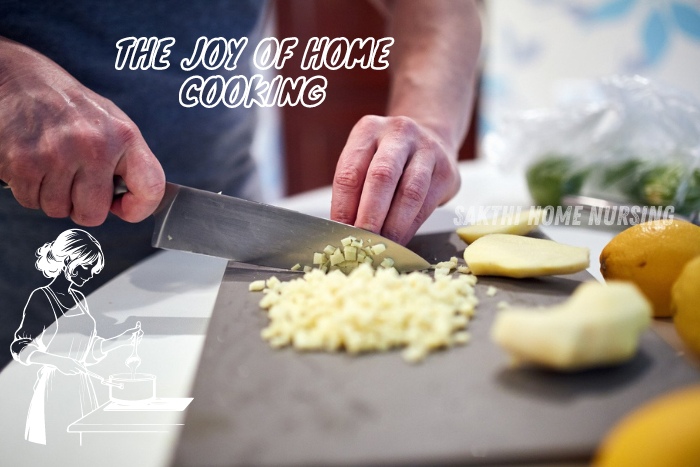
[{"x1": 108, "y1": 373, "x2": 156, "y2": 403}]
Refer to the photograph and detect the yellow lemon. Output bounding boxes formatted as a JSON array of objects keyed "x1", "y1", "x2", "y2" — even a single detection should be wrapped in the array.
[
  {"x1": 672, "y1": 256, "x2": 700, "y2": 356},
  {"x1": 600, "y1": 220, "x2": 700, "y2": 317},
  {"x1": 594, "y1": 385, "x2": 700, "y2": 467}
]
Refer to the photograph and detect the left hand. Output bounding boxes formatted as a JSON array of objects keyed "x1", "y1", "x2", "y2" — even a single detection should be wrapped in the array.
[{"x1": 331, "y1": 115, "x2": 460, "y2": 245}]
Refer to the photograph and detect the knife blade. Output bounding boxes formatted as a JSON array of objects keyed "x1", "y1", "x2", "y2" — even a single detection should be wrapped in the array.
[{"x1": 148, "y1": 182, "x2": 431, "y2": 272}]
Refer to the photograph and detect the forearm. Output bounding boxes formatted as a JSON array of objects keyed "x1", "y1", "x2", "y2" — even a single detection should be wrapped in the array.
[
  {"x1": 0, "y1": 36, "x2": 69, "y2": 83},
  {"x1": 22, "y1": 349, "x2": 69, "y2": 368},
  {"x1": 100, "y1": 335, "x2": 127, "y2": 354},
  {"x1": 384, "y1": 0, "x2": 481, "y2": 155},
  {"x1": 97, "y1": 324, "x2": 142, "y2": 357}
]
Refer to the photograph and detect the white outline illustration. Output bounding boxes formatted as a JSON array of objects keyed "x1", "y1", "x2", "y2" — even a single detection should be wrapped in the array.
[{"x1": 10, "y1": 229, "x2": 191, "y2": 446}]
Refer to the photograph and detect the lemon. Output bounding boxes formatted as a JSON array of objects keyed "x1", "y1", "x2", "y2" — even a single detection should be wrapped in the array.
[
  {"x1": 594, "y1": 385, "x2": 700, "y2": 466},
  {"x1": 600, "y1": 220, "x2": 700, "y2": 317},
  {"x1": 672, "y1": 256, "x2": 700, "y2": 356}
]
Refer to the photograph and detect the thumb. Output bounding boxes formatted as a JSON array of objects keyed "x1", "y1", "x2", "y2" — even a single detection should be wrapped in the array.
[{"x1": 110, "y1": 142, "x2": 165, "y2": 222}]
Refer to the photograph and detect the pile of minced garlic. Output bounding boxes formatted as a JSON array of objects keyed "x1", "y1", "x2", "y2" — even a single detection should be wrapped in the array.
[{"x1": 249, "y1": 256, "x2": 478, "y2": 363}]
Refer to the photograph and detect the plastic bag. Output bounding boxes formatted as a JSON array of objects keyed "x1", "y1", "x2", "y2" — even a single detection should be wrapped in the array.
[{"x1": 483, "y1": 75, "x2": 700, "y2": 215}]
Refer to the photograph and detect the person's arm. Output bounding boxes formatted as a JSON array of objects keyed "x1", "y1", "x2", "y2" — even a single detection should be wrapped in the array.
[
  {"x1": 11, "y1": 288, "x2": 53, "y2": 364},
  {"x1": 11, "y1": 289, "x2": 86, "y2": 375},
  {"x1": 67, "y1": 290, "x2": 142, "y2": 365},
  {"x1": 0, "y1": 36, "x2": 165, "y2": 226},
  {"x1": 88, "y1": 324, "x2": 143, "y2": 365},
  {"x1": 331, "y1": 0, "x2": 481, "y2": 245},
  {"x1": 22, "y1": 351, "x2": 88, "y2": 375}
]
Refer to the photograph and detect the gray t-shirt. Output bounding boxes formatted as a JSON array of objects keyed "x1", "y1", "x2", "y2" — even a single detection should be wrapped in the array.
[{"x1": 0, "y1": 0, "x2": 267, "y2": 198}]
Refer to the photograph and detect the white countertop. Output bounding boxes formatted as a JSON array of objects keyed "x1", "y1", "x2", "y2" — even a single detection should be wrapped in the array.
[{"x1": 0, "y1": 159, "x2": 682, "y2": 466}]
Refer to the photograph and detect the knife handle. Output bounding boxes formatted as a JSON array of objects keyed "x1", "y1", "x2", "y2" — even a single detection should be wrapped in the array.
[{"x1": 114, "y1": 176, "x2": 128, "y2": 197}]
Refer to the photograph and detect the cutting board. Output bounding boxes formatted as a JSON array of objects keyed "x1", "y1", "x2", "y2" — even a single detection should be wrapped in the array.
[{"x1": 172, "y1": 231, "x2": 700, "y2": 466}]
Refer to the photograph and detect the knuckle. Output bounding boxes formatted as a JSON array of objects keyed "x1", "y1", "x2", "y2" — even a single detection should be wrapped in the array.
[
  {"x1": 43, "y1": 203, "x2": 71, "y2": 219},
  {"x1": 80, "y1": 124, "x2": 109, "y2": 149},
  {"x1": 419, "y1": 136, "x2": 440, "y2": 154},
  {"x1": 61, "y1": 121, "x2": 112, "y2": 167},
  {"x1": 14, "y1": 192, "x2": 39, "y2": 210},
  {"x1": 113, "y1": 118, "x2": 139, "y2": 144},
  {"x1": 357, "y1": 115, "x2": 384, "y2": 132},
  {"x1": 389, "y1": 116, "x2": 418, "y2": 136},
  {"x1": 71, "y1": 208, "x2": 106, "y2": 227},
  {"x1": 334, "y1": 166, "x2": 364, "y2": 192},
  {"x1": 367, "y1": 163, "x2": 399, "y2": 186},
  {"x1": 400, "y1": 179, "x2": 427, "y2": 206},
  {"x1": 141, "y1": 176, "x2": 166, "y2": 202},
  {"x1": 5, "y1": 154, "x2": 41, "y2": 184},
  {"x1": 73, "y1": 123, "x2": 110, "y2": 156}
]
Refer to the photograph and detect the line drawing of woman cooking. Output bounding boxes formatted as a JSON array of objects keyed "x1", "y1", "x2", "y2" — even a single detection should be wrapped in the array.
[{"x1": 10, "y1": 229, "x2": 142, "y2": 445}]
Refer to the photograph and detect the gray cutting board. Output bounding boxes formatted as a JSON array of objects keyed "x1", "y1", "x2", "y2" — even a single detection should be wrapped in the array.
[{"x1": 173, "y1": 232, "x2": 700, "y2": 466}]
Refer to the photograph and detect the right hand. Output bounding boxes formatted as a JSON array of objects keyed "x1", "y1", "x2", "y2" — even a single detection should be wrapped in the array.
[
  {"x1": 119, "y1": 322, "x2": 143, "y2": 347},
  {"x1": 52, "y1": 356, "x2": 87, "y2": 376},
  {"x1": 0, "y1": 37, "x2": 165, "y2": 226}
]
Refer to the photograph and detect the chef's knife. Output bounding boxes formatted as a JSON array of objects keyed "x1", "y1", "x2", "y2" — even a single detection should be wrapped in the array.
[
  {"x1": 2, "y1": 178, "x2": 429, "y2": 271},
  {"x1": 137, "y1": 182, "x2": 431, "y2": 272}
]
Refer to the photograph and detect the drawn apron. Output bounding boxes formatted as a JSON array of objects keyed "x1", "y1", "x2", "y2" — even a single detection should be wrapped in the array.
[{"x1": 25, "y1": 287, "x2": 99, "y2": 445}]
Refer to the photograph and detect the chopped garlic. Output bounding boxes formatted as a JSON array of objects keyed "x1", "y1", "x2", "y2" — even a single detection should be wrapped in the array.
[
  {"x1": 435, "y1": 260, "x2": 457, "y2": 270},
  {"x1": 370, "y1": 243, "x2": 386, "y2": 255},
  {"x1": 266, "y1": 276, "x2": 281, "y2": 289},
  {"x1": 486, "y1": 286, "x2": 498, "y2": 297},
  {"x1": 253, "y1": 264, "x2": 479, "y2": 363},
  {"x1": 344, "y1": 246, "x2": 358, "y2": 262},
  {"x1": 299, "y1": 236, "x2": 395, "y2": 275},
  {"x1": 291, "y1": 263, "x2": 301, "y2": 271},
  {"x1": 452, "y1": 331, "x2": 471, "y2": 345},
  {"x1": 434, "y1": 267, "x2": 451, "y2": 278},
  {"x1": 248, "y1": 280, "x2": 266, "y2": 292},
  {"x1": 330, "y1": 248, "x2": 345, "y2": 266}
]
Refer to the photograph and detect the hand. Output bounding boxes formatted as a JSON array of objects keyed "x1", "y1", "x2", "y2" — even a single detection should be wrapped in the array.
[
  {"x1": 130, "y1": 326, "x2": 144, "y2": 347},
  {"x1": 99, "y1": 323, "x2": 144, "y2": 354},
  {"x1": 117, "y1": 323, "x2": 143, "y2": 347},
  {"x1": 331, "y1": 115, "x2": 461, "y2": 245},
  {"x1": 0, "y1": 37, "x2": 165, "y2": 226},
  {"x1": 52, "y1": 356, "x2": 87, "y2": 376}
]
